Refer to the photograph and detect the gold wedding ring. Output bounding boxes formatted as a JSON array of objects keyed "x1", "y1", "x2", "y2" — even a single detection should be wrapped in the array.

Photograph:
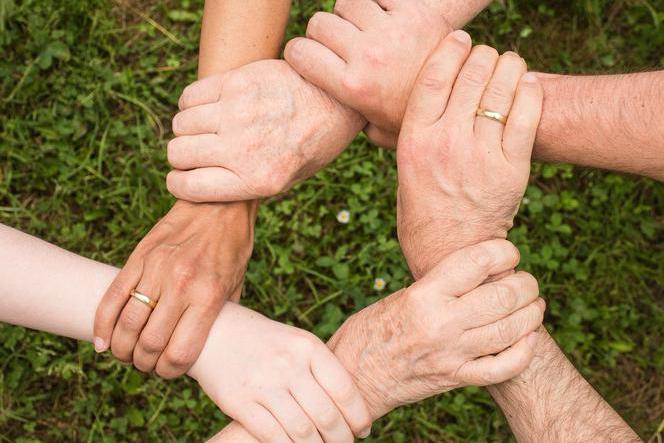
[
  {"x1": 130, "y1": 289, "x2": 157, "y2": 309},
  {"x1": 476, "y1": 108, "x2": 508, "y2": 125}
]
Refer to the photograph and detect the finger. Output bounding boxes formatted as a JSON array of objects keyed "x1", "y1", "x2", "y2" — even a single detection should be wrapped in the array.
[
  {"x1": 154, "y1": 305, "x2": 218, "y2": 378},
  {"x1": 178, "y1": 74, "x2": 225, "y2": 110},
  {"x1": 457, "y1": 331, "x2": 540, "y2": 386},
  {"x1": 502, "y1": 72, "x2": 543, "y2": 166},
  {"x1": 284, "y1": 37, "x2": 347, "y2": 102},
  {"x1": 132, "y1": 292, "x2": 186, "y2": 373},
  {"x1": 445, "y1": 45, "x2": 499, "y2": 128},
  {"x1": 167, "y1": 133, "x2": 228, "y2": 171},
  {"x1": 290, "y1": 375, "x2": 354, "y2": 443},
  {"x1": 475, "y1": 52, "x2": 527, "y2": 147},
  {"x1": 110, "y1": 273, "x2": 162, "y2": 363},
  {"x1": 311, "y1": 347, "x2": 373, "y2": 438},
  {"x1": 374, "y1": 0, "x2": 399, "y2": 11},
  {"x1": 364, "y1": 124, "x2": 398, "y2": 149},
  {"x1": 234, "y1": 403, "x2": 292, "y2": 443},
  {"x1": 334, "y1": 0, "x2": 385, "y2": 30},
  {"x1": 166, "y1": 168, "x2": 250, "y2": 203},
  {"x1": 171, "y1": 102, "x2": 221, "y2": 136},
  {"x1": 306, "y1": 12, "x2": 360, "y2": 61},
  {"x1": 93, "y1": 254, "x2": 144, "y2": 352},
  {"x1": 416, "y1": 239, "x2": 521, "y2": 297},
  {"x1": 263, "y1": 392, "x2": 323, "y2": 443},
  {"x1": 402, "y1": 30, "x2": 472, "y2": 128},
  {"x1": 462, "y1": 298, "x2": 545, "y2": 357},
  {"x1": 454, "y1": 271, "x2": 539, "y2": 329}
]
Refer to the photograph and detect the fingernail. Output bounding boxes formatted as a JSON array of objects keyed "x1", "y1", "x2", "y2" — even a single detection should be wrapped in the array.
[
  {"x1": 522, "y1": 72, "x2": 538, "y2": 83},
  {"x1": 526, "y1": 332, "x2": 539, "y2": 347},
  {"x1": 94, "y1": 337, "x2": 107, "y2": 353},
  {"x1": 452, "y1": 30, "x2": 471, "y2": 44},
  {"x1": 359, "y1": 427, "x2": 371, "y2": 439}
]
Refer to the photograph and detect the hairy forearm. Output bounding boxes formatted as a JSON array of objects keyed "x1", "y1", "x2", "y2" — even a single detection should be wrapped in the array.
[
  {"x1": 535, "y1": 72, "x2": 664, "y2": 180},
  {"x1": 488, "y1": 328, "x2": 640, "y2": 442}
]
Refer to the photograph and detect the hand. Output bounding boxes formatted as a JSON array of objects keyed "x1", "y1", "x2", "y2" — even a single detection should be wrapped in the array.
[
  {"x1": 189, "y1": 302, "x2": 372, "y2": 443},
  {"x1": 93, "y1": 200, "x2": 256, "y2": 378},
  {"x1": 328, "y1": 240, "x2": 544, "y2": 419},
  {"x1": 285, "y1": 0, "x2": 452, "y2": 146},
  {"x1": 396, "y1": 33, "x2": 543, "y2": 278},
  {"x1": 166, "y1": 59, "x2": 365, "y2": 202}
]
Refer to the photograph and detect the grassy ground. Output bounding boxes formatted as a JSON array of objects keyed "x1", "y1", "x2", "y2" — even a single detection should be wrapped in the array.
[{"x1": 1, "y1": 0, "x2": 663, "y2": 441}]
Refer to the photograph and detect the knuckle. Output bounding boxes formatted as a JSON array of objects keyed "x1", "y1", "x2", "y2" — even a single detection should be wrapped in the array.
[
  {"x1": 459, "y1": 67, "x2": 488, "y2": 87},
  {"x1": 317, "y1": 407, "x2": 341, "y2": 429},
  {"x1": 292, "y1": 333, "x2": 320, "y2": 354},
  {"x1": 138, "y1": 332, "x2": 168, "y2": 354},
  {"x1": 497, "y1": 317, "x2": 518, "y2": 346},
  {"x1": 482, "y1": 364, "x2": 502, "y2": 385},
  {"x1": 164, "y1": 345, "x2": 197, "y2": 369},
  {"x1": 334, "y1": 380, "x2": 358, "y2": 406},
  {"x1": 224, "y1": 72, "x2": 250, "y2": 93},
  {"x1": 468, "y1": 244, "x2": 492, "y2": 268},
  {"x1": 494, "y1": 283, "x2": 517, "y2": 313},
  {"x1": 418, "y1": 66, "x2": 451, "y2": 92},
  {"x1": 171, "y1": 262, "x2": 196, "y2": 289},
  {"x1": 293, "y1": 420, "x2": 316, "y2": 439},
  {"x1": 342, "y1": 74, "x2": 369, "y2": 97},
  {"x1": 118, "y1": 308, "x2": 145, "y2": 333},
  {"x1": 484, "y1": 83, "x2": 514, "y2": 104},
  {"x1": 254, "y1": 172, "x2": 286, "y2": 197}
]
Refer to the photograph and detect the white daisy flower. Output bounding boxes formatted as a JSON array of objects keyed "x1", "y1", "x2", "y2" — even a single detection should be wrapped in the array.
[
  {"x1": 336, "y1": 210, "x2": 350, "y2": 224},
  {"x1": 373, "y1": 278, "x2": 386, "y2": 291}
]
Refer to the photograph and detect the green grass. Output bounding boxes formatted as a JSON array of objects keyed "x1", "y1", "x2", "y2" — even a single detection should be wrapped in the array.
[{"x1": 1, "y1": 0, "x2": 663, "y2": 441}]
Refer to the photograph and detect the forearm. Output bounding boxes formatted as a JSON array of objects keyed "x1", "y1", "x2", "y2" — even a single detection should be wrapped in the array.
[
  {"x1": 0, "y1": 224, "x2": 116, "y2": 341},
  {"x1": 487, "y1": 328, "x2": 640, "y2": 442},
  {"x1": 198, "y1": 0, "x2": 291, "y2": 78},
  {"x1": 535, "y1": 72, "x2": 664, "y2": 180},
  {"x1": 439, "y1": 0, "x2": 493, "y2": 28}
]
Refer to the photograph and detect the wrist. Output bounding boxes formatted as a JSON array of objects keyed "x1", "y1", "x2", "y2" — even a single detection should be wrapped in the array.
[{"x1": 328, "y1": 297, "x2": 406, "y2": 420}]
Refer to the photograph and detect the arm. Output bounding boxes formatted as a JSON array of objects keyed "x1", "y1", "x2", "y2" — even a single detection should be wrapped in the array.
[
  {"x1": 0, "y1": 224, "x2": 542, "y2": 442},
  {"x1": 535, "y1": 72, "x2": 664, "y2": 181},
  {"x1": 394, "y1": 35, "x2": 640, "y2": 442},
  {"x1": 0, "y1": 223, "x2": 372, "y2": 442},
  {"x1": 285, "y1": 3, "x2": 664, "y2": 181},
  {"x1": 93, "y1": 0, "x2": 292, "y2": 377},
  {"x1": 163, "y1": 0, "x2": 494, "y2": 203},
  {"x1": 487, "y1": 329, "x2": 640, "y2": 442},
  {"x1": 198, "y1": 0, "x2": 291, "y2": 77}
]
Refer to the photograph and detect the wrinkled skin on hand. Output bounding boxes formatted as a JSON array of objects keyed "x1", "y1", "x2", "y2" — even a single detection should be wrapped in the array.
[
  {"x1": 285, "y1": 0, "x2": 452, "y2": 146},
  {"x1": 327, "y1": 240, "x2": 544, "y2": 419},
  {"x1": 396, "y1": 33, "x2": 543, "y2": 278},
  {"x1": 166, "y1": 59, "x2": 365, "y2": 202}
]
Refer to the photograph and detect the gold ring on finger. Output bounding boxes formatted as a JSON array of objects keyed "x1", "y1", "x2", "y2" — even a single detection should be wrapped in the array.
[
  {"x1": 476, "y1": 108, "x2": 508, "y2": 125},
  {"x1": 130, "y1": 289, "x2": 157, "y2": 310}
]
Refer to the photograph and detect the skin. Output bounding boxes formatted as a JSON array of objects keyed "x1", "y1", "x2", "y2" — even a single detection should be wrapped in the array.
[
  {"x1": 93, "y1": 0, "x2": 293, "y2": 378},
  {"x1": 284, "y1": 0, "x2": 664, "y2": 180},
  {"x1": 164, "y1": 0, "x2": 495, "y2": 202},
  {"x1": 0, "y1": 225, "x2": 542, "y2": 442},
  {"x1": 394, "y1": 35, "x2": 640, "y2": 442},
  {"x1": 396, "y1": 31, "x2": 540, "y2": 277},
  {"x1": 167, "y1": 60, "x2": 363, "y2": 202}
]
